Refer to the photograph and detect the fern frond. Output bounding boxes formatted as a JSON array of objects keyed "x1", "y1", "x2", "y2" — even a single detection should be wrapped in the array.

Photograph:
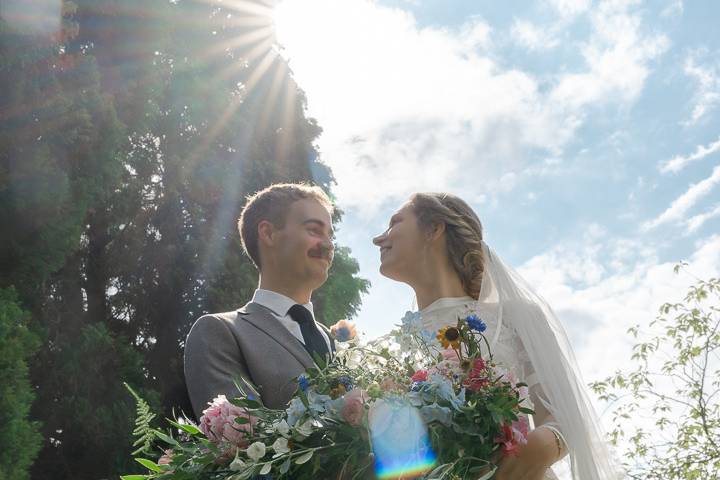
[{"x1": 124, "y1": 382, "x2": 157, "y2": 455}]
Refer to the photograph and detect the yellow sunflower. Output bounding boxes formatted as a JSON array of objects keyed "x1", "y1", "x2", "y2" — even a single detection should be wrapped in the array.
[{"x1": 437, "y1": 326, "x2": 461, "y2": 350}]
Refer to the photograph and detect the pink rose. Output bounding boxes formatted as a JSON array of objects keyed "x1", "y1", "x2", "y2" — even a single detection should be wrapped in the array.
[
  {"x1": 157, "y1": 449, "x2": 175, "y2": 474},
  {"x1": 411, "y1": 370, "x2": 428, "y2": 383},
  {"x1": 441, "y1": 349, "x2": 458, "y2": 361},
  {"x1": 330, "y1": 319, "x2": 357, "y2": 342},
  {"x1": 341, "y1": 388, "x2": 368, "y2": 426},
  {"x1": 380, "y1": 376, "x2": 402, "y2": 392},
  {"x1": 463, "y1": 358, "x2": 489, "y2": 392},
  {"x1": 158, "y1": 448, "x2": 173, "y2": 465},
  {"x1": 494, "y1": 418, "x2": 529, "y2": 458},
  {"x1": 199, "y1": 395, "x2": 257, "y2": 453}
]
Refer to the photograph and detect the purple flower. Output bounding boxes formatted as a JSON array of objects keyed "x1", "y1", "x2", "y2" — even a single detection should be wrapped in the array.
[{"x1": 466, "y1": 314, "x2": 487, "y2": 333}]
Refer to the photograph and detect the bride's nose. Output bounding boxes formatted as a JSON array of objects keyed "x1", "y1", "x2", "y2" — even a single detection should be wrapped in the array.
[{"x1": 372, "y1": 232, "x2": 386, "y2": 245}]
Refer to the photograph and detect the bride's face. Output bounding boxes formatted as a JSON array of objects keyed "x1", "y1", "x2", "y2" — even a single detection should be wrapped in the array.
[{"x1": 372, "y1": 202, "x2": 427, "y2": 282}]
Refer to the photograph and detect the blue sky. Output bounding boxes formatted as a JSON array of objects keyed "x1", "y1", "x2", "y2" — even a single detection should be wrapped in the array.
[{"x1": 274, "y1": 0, "x2": 720, "y2": 463}]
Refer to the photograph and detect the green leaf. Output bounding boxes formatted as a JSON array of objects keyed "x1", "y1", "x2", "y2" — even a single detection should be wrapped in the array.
[
  {"x1": 167, "y1": 420, "x2": 202, "y2": 436},
  {"x1": 120, "y1": 476, "x2": 150, "y2": 480},
  {"x1": 230, "y1": 397, "x2": 262, "y2": 409},
  {"x1": 260, "y1": 462, "x2": 272, "y2": 475},
  {"x1": 135, "y1": 458, "x2": 162, "y2": 472},
  {"x1": 295, "y1": 450, "x2": 314, "y2": 464},
  {"x1": 152, "y1": 430, "x2": 181, "y2": 448},
  {"x1": 477, "y1": 466, "x2": 498, "y2": 480}
]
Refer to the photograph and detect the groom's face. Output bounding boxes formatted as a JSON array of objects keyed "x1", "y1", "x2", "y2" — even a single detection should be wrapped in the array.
[
  {"x1": 267, "y1": 198, "x2": 335, "y2": 289},
  {"x1": 373, "y1": 203, "x2": 426, "y2": 282}
]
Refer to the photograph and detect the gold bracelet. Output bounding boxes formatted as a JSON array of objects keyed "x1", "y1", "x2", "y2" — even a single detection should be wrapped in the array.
[{"x1": 545, "y1": 426, "x2": 564, "y2": 460}]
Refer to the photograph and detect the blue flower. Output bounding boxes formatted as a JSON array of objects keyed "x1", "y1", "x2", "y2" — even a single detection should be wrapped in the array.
[
  {"x1": 466, "y1": 314, "x2": 487, "y2": 333},
  {"x1": 286, "y1": 397, "x2": 307, "y2": 426},
  {"x1": 419, "y1": 328, "x2": 436, "y2": 345},
  {"x1": 419, "y1": 403, "x2": 452, "y2": 426},
  {"x1": 307, "y1": 390, "x2": 331, "y2": 414},
  {"x1": 337, "y1": 375, "x2": 354, "y2": 391},
  {"x1": 410, "y1": 381, "x2": 425, "y2": 392},
  {"x1": 401, "y1": 311, "x2": 422, "y2": 328},
  {"x1": 297, "y1": 375, "x2": 309, "y2": 392}
]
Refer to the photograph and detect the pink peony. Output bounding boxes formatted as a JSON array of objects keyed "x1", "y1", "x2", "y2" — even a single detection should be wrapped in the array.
[
  {"x1": 341, "y1": 388, "x2": 368, "y2": 426},
  {"x1": 199, "y1": 395, "x2": 257, "y2": 452}
]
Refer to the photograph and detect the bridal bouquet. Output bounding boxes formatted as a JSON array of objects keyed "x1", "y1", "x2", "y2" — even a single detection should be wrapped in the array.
[{"x1": 124, "y1": 316, "x2": 533, "y2": 480}]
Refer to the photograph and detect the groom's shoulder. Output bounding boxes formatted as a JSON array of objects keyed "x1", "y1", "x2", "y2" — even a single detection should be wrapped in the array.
[
  {"x1": 187, "y1": 309, "x2": 243, "y2": 338},
  {"x1": 189, "y1": 302, "x2": 266, "y2": 333}
]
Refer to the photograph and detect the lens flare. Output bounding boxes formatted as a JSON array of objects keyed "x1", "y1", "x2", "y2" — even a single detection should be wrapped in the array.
[{"x1": 369, "y1": 399, "x2": 436, "y2": 479}]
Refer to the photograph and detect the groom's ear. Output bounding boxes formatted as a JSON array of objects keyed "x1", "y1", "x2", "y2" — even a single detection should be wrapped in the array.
[{"x1": 258, "y1": 220, "x2": 276, "y2": 247}]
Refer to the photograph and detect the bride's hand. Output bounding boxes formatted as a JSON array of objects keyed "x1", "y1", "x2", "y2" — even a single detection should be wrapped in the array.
[{"x1": 493, "y1": 427, "x2": 561, "y2": 480}]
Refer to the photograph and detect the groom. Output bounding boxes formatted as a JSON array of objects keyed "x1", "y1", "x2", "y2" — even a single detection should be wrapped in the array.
[{"x1": 184, "y1": 183, "x2": 336, "y2": 419}]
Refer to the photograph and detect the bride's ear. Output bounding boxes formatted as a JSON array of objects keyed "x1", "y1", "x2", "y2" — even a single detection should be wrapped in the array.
[{"x1": 427, "y1": 222, "x2": 446, "y2": 242}]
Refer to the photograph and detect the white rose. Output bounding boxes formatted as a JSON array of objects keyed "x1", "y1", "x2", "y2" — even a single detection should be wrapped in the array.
[
  {"x1": 271, "y1": 437, "x2": 290, "y2": 456},
  {"x1": 229, "y1": 456, "x2": 245, "y2": 471},
  {"x1": 295, "y1": 419, "x2": 314, "y2": 437},
  {"x1": 273, "y1": 419, "x2": 290, "y2": 436},
  {"x1": 246, "y1": 442, "x2": 266, "y2": 462}
]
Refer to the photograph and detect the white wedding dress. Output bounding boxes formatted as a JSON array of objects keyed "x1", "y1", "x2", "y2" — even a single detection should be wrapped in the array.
[{"x1": 419, "y1": 296, "x2": 562, "y2": 480}]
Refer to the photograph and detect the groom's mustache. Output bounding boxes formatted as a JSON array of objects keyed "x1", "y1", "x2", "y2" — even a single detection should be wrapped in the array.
[{"x1": 309, "y1": 244, "x2": 334, "y2": 264}]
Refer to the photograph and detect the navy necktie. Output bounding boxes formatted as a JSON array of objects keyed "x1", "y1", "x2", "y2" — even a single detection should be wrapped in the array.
[{"x1": 288, "y1": 304, "x2": 330, "y2": 362}]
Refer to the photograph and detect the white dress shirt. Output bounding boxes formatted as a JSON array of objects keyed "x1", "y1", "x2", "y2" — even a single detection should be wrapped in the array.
[{"x1": 251, "y1": 289, "x2": 332, "y2": 351}]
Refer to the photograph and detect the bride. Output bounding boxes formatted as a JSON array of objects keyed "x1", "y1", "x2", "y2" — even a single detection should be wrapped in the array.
[{"x1": 372, "y1": 193, "x2": 619, "y2": 480}]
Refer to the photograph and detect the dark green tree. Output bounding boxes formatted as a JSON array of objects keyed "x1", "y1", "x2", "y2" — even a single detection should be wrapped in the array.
[
  {"x1": 0, "y1": 288, "x2": 42, "y2": 480},
  {"x1": 1, "y1": 1, "x2": 369, "y2": 478}
]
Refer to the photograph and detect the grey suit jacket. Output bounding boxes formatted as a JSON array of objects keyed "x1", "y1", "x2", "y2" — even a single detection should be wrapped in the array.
[{"x1": 184, "y1": 302, "x2": 333, "y2": 419}]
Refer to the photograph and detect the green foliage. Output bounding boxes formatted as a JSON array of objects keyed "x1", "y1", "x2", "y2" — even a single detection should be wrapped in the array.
[
  {"x1": 0, "y1": 288, "x2": 43, "y2": 480},
  {"x1": 590, "y1": 270, "x2": 720, "y2": 479},
  {"x1": 33, "y1": 322, "x2": 162, "y2": 477},
  {"x1": 125, "y1": 383, "x2": 158, "y2": 456}
]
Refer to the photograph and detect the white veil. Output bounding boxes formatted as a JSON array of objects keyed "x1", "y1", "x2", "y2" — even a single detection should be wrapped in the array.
[{"x1": 477, "y1": 242, "x2": 620, "y2": 480}]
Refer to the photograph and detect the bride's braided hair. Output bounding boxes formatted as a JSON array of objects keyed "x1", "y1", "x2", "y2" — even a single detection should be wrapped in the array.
[{"x1": 410, "y1": 193, "x2": 485, "y2": 298}]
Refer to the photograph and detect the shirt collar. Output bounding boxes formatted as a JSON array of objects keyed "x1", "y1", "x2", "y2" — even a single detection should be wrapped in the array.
[{"x1": 252, "y1": 288, "x2": 315, "y2": 318}]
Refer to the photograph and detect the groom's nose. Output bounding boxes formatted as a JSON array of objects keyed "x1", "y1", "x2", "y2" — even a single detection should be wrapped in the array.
[{"x1": 372, "y1": 233, "x2": 385, "y2": 245}]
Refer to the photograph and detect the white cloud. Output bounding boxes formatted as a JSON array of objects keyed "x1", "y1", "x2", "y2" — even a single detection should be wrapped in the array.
[
  {"x1": 546, "y1": 0, "x2": 592, "y2": 18},
  {"x1": 642, "y1": 164, "x2": 720, "y2": 231},
  {"x1": 683, "y1": 50, "x2": 720, "y2": 125},
  {"x1": 275, "y1": 0, "x2": 668, "y2": 214},
  {"x1": 517, "y1": 233, "x2": 720, "y2": 455},
  {"x1": 550, "y1": 1, "x2": 669, "y2": 110},
  {"x1": 687, "y1": 203, "x2": 720, "y2": 233},
  {"x1": 660, "y1": 135, "x2": 720, "y2": 173},
  {"x1": 511, "y1": 19, "x2": 560, "y2": 51},
  {"x1": 660, "y1": 0, "x2": 683, "y2": 18}
]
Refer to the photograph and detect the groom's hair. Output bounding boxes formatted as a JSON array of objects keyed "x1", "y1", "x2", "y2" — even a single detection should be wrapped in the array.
[{"x1": 238, "y1": 183, "x2": 334, "y2": 269}]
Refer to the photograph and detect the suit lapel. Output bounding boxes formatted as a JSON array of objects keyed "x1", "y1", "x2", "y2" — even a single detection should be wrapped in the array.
[{"x1": 237, "y1": 302, "x2": 315, "y2": 370}]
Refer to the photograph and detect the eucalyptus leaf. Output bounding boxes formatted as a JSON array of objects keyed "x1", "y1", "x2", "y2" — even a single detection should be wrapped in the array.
[{"x1": 295, "y1": 450, "x2": 314, "y2": 464}]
